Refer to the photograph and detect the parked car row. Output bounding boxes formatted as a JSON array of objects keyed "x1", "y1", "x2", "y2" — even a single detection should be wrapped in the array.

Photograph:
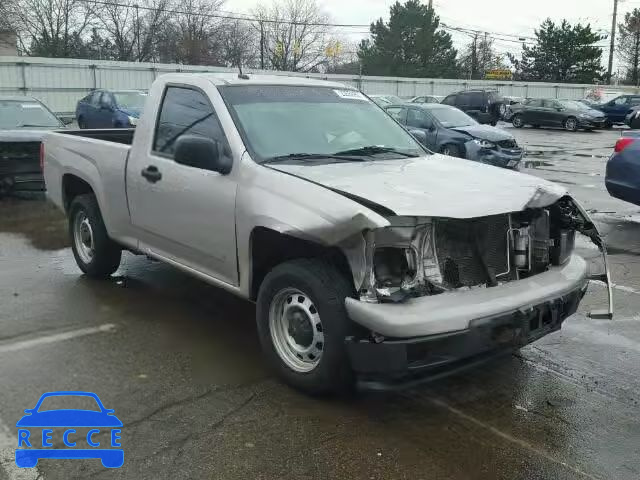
[{"x1": 510, "y1": 99, "x2": 607, "y2": 131}]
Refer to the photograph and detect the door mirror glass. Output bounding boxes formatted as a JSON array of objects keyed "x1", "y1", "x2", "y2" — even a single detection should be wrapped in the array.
[
  {"x1": 408, "y1": 129, "x2": 427, "y2": 144},
  {"x1": 174, "y1": 135, "x2": 232, "y2": 174}
]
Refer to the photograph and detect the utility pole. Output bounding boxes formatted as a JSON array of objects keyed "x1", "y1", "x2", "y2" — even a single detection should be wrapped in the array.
[
  {"x1": 608, "y1": 0, "x2": 619, "y2": 84},
  {"x1": 260, "y1": 21, "x2": 264, "y2": 70},
  {"x1": 428, "y1": 0, "x2": 433, "y2": 9},
  {"x1": 134, "y1": 4, "x2": 140, "y2": 61}
]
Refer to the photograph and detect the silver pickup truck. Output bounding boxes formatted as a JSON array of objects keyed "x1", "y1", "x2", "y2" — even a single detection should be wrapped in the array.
[{"x1": 43, "y1": 74, "x2": 613, "y2": 393}]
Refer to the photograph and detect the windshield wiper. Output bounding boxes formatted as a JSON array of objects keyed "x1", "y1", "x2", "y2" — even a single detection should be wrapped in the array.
[
  {"x1": 262, "y1": 153, "x2": 369, "y2": 164},
  {"x1": 333, "y1": 146, "x2": 418, "y2": 157}
]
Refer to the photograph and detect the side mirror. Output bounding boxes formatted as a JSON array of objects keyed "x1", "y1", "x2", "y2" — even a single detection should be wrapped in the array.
[
  {"x1": 409, "y1": 129, "x2": 427, "y2": 144},
  {"x1": 174, "y1": 135, "x2": 232, "y2": 174}
]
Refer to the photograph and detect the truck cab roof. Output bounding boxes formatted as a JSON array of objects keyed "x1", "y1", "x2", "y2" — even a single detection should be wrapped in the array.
[{"x1": 158, "y1": 72, "x2": 353, "y2": 89}]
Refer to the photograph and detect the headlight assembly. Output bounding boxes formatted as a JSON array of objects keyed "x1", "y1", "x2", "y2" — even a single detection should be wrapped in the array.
[
  {"x1": 472, "y1": 139, "x2": 496, "y2": 149},
  {"x1": 128, "y1": 116, "x2": 138, "y2": 126},
  {"x1": 360, "y1": 218, "x2": 443, "y2": 302}
]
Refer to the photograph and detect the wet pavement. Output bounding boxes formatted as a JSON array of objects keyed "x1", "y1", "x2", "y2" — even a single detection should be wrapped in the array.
[{"x1": 1, "y1": 127, "x2": 640, "y2": 479}]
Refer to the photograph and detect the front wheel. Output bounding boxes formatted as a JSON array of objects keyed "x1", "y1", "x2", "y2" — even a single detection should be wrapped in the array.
[
  {"x1": 564, "y1": 117, "x2": 578, "y2": 132},
  {"x1": 69, "y1": 194, "x2": 122, "y2": 278},
  {"x1": 256, "y1": 259, "x2": 355, "y2": 395},
  {"x1": 512, "y1": 114, "x2": 524, "y2": 128}
]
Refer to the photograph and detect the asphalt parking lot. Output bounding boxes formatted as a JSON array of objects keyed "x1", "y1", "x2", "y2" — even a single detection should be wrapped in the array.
[{"x1": 1, "y1": 125, "x2": 640, "y2": 480}]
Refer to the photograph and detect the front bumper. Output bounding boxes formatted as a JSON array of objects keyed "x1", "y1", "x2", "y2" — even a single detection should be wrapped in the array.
[
  {"x1": 346, "y1": 283, "x2": 586, "y2": 390},
  {"x1": 465, "y1": 142, "x2": 523, "y2": 169},
  {"x1": 347, "y1": 254, "x2": 588, "y2": 338},
  {"x1": 344, "y1": 255, "x2": 589, "y2": 388},
  {"x1": 577, "y1": 117, "x2": 606, "y2": 129}
]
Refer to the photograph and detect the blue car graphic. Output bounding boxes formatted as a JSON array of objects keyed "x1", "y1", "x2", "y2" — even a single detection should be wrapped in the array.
[{"x1": 16, "y1": 391, "x2": 123, "y2": 468}]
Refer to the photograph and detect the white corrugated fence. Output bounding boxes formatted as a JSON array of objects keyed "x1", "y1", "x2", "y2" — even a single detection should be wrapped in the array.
[{"x1": 0, "y1": 56, "x2": 638, "y2": 114}]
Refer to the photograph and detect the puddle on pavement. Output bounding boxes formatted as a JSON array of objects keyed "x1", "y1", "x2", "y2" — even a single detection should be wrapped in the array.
[
  {"x1": 523, "y1": 160, "x2": 555, "y2": 168},
  {"x1": 0, "y1": 195, "x2": 69, "y2": 251}
]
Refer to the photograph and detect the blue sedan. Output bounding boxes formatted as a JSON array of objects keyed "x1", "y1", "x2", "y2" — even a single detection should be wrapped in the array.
[
  {"x1": 606, "y1": 134, "x2": 640, "y2": 205},
  {"x1": 76, "y1": 89, "x2": 147, "y2": 129}
]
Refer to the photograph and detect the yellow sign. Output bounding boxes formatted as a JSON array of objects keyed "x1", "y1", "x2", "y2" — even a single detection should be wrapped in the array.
[{"x1": 485, "y1": 69, "x2": 512, "y2": 80}]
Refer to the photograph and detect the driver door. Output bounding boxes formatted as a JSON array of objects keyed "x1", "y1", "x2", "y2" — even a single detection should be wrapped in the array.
[{"x1": 126, "y1": 84, "x2": 238, "y2": 285}]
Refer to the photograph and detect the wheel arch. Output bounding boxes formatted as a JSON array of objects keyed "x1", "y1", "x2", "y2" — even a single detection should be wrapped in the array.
[
  {"x1": 249, "y1": 227, "x2": 355, "y2": 301},
  {"x1": 62, "y1": 173, "x2": 96, "y2": 214}
]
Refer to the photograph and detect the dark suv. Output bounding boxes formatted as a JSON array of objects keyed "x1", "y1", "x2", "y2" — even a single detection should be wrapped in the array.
[{"x1": 442, "y1": 89, "x2": 504, "y2": 125}]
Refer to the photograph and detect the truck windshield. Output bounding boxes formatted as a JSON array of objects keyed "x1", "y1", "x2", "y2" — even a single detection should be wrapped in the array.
[
  {"x1": 219, "y1": 85, "x2": 424, "y2": 163},
  {"x1": 0, "y1": 100, "x2": 62, "y2": 129}
]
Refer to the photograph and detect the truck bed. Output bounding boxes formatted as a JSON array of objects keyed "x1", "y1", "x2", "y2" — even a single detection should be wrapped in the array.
[
  {"x1": 43, "y1": 129, "x2": 135, "y2": 246},
  {"x1": 58, "y1": 128, "x2": 135, "y2": 145}
]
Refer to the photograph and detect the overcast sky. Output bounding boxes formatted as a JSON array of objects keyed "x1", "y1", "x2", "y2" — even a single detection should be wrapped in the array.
[{"x1": 225, "y1": 0, "x2": 632, "y2": 71}]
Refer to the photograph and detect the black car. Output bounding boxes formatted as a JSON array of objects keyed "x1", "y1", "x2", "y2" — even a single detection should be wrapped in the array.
[
  {"x1": 510, "y1": 99, "x2": 606, "y2": 131},
  {"x1": 441, "y1": 89, "x2": 504, "y2": 125},
  {"x1": 0, "y1": 96, "x2": 69, "y2": 197},
  {"x1": 384, "y1": 103, "x2": 523, "y2": 169}
]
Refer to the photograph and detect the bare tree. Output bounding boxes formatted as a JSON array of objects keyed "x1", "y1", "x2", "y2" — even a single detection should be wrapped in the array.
[
  {"x1": 1, "y1": 0, "x2": 93, "y2": 56},
  {"x1": 170, "y1": 0, "x2": 225, "y2": 65},
  {"x1": 219, "y1": 19, "x2": 258, "y2": 68},
  {"x1": 90, "y1": 0, "x2": 170, "y2": 61},
  {"x1": 254, "y1": 0, "x2": 332, "y2": 72}
]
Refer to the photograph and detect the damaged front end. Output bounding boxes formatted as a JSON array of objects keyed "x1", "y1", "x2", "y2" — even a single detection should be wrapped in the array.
[{"x1": 354, "y1": 196, "x2": 613, "y2": 320}]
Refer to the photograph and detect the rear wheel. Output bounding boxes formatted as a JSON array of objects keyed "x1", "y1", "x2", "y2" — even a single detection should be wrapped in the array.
[
  {"x1": 564, "y1": 117, "x2": 578, "y2": 132},
  {"x1": 440, "y1": 144, "x2": 462, "y2": 158},
  {"x1": 69, "y1": 194, "x2": 122, "y2": 278},
  {"x1": 256, "y1": 258, "x2": 355, "y2": 395},
  {"x1": 512, "y1": 114, "x2": 524, "y2": 128},
  {"x1": 77, "y1": 116, "x2": 87, "y2": 129}
]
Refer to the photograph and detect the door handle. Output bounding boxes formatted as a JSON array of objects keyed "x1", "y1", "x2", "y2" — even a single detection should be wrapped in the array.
[{"x1": 141, "y1": 165, "x2": 162, "y2": 183}]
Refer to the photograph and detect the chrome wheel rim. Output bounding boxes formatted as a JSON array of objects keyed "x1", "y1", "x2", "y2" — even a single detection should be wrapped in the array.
[
  {"x1": 269, "y1": 288, "x2": 324, "y2": 373},
  {"x1": 73, "y1": 211, "x2": 95, "y2": 264},
  {"x1": 513, "y1": 116, "x2": 522, "y2": 127},
  {"x1": 566, "y1": 119, "x2": 576, "y2": 131}
]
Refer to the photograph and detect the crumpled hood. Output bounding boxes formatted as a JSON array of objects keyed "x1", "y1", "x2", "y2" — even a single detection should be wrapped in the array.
[
  {"x1": 270, "y1": 155, "x2": 567, "y2": 218},
  {"x1": 0, "y1": 128, "x2": 58, "y2": 142},
  {"x1": 449, "y1": 124, "x2": 515, "y2": 142}
]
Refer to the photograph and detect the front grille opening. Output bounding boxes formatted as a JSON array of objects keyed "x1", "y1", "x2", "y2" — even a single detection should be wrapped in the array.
[{"x1": 434, "y1": 215, "x2": 512, "y2": 289}]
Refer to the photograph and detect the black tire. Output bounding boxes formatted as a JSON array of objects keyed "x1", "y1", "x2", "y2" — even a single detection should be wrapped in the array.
[
  {"x1": 68, "y1": 194, "x2": 121, "y2": 278},
  {"x1": 512, "y1": 114, "x2": 524, "y2": 128},
  {"x1": 440, "y1": 144, "x2": 462, "y2": 157},
  {"x1": 605, "y1": 119, "x2": 613, "y2": 129},
  {"x1": 256, "y1": 258, "x2": 356, "y2": 395},
  {"x1": 532, "y1": 124, "x2": 540, "y2": 129},
  {"x1": 77, "y1": 116, "x2": 86, "y2": 129},
  {"x1": 564, "y1": 116, "x2": 578, "y2": 132}
]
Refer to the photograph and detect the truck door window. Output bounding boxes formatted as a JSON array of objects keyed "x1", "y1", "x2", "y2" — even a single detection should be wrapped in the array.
[{"x1": 153, "y1": 86, "x2": 226, "y2": 159}]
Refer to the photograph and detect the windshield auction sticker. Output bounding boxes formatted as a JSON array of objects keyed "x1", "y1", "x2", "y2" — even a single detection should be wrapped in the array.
[
  {"x1": 15, "y1": 391, "x2": 123, "y2": 469},
  {"x1": 333, "y1": 89, "x2": 368, "y2": 101}
]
